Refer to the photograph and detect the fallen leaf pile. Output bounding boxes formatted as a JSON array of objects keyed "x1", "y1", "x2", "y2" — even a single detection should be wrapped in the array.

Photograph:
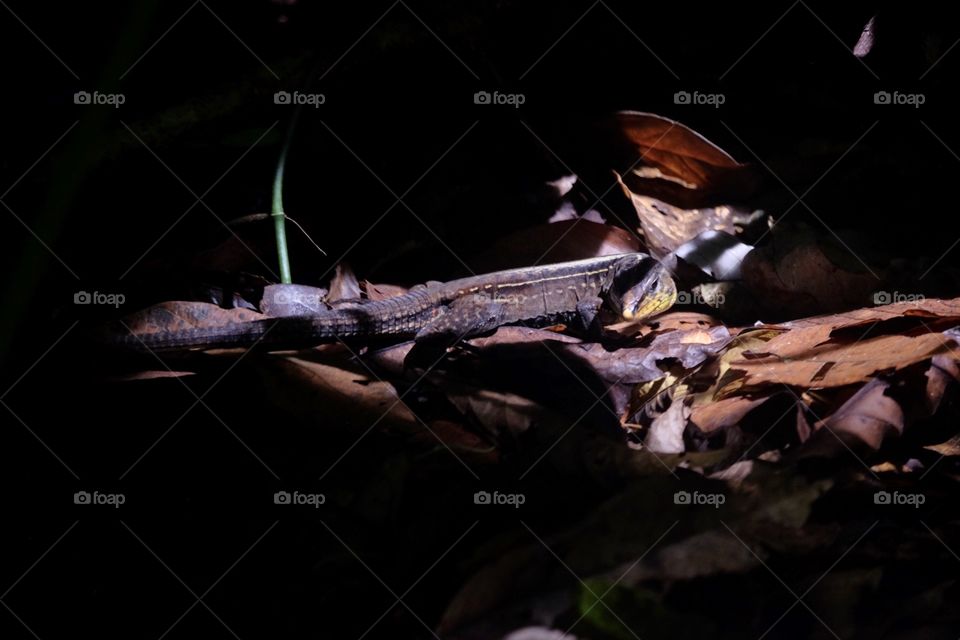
[{"x1": 104, "y1": 111, "x2": 960, "y2": 639}]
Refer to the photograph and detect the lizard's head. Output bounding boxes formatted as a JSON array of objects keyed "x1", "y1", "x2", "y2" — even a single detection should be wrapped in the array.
[{"x1": 607, "y1": 255, "x2": 677, "y2": 322}]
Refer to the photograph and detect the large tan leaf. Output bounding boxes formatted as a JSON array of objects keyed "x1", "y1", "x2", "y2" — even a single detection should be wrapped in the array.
[
  {"x1": 617, "y1": 180, "x2": 747, "y2": 257},
  {"x1": 805, "y1": 379, "x2": 904, "y2": 452},
  {"x1": 780, "y1": 296, "x2": 960, "y2": 332},
  {"x1": 732, "y1": 332, "x2": 953, "y2": 388},
  {"x1": 609, "y1": 112, "x2": 761, "y2": 257},
  {"x1": 610, "y1": 111, "x2": 760, "y2": 202},
  {"x1": 689, "y1": 396, "x2": 769, "y2": 433},
  {"x1": 722, "y1": 297, "x2": 960, "y2": 388}
]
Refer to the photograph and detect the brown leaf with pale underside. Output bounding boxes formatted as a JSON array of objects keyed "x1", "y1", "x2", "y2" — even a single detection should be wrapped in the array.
[
  {"x1": 609, "y1": 112, "x2": 761, "y2": 256},
  {"x1": 610, "y1": 111, "x2": 760, "y2": 203},
  {"x1": 732, "y1": 332, "x2": 953, "y2": 388},
  {"x1": 802, "y1": 379, "x2": 904, "y2": 453},
  {"x1": 690, "y1": 396, "x2": 769, "y2": 433}
]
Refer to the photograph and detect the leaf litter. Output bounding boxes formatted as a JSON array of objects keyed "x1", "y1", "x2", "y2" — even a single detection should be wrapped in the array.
[{"x1": 105, "y1": 111, "x2": 960, "y2": 639}]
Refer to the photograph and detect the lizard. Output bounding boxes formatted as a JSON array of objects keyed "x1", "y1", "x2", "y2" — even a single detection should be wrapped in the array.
[{"x1": 105, "y1": 252, "x2": 676, "y2": 353}]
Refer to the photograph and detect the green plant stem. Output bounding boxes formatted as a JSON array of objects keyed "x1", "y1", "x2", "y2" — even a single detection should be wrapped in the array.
[{"x1": 271, "y1": 108, "x2": 299, "y2": 284}]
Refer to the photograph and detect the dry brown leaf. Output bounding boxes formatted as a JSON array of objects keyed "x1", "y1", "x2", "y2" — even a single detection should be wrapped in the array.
[
  {"x1": 805, "y1": 379, "x2": 904, "y2": 452},
  {"x1": 109, "y1": 370, "x2": 197, "y2": 381},
  {"x1": 719, "y1": 301, "x2": 960, "y2": 389},
  {"x1": 732, "y1": 332, "x2": 953, "y2": 388},
  {"x1": 925, "y1": 434, "x2": 960, "y2": 457},
  {"x1": 609, "y1": 111, "x2": 760, "y2": 203},
  {"x1": 644, "y1": 399, "x2": 689, "y2": 453},
  {"x1": 327, "y1": 262, "x2": 361, "y2": 302},
  {"x1": 608, "y1": 112, "x2": 760, "y2": 257},
  {"x1": 680, "y1": 329, "x2": 718, "y2": 344},
  {"x1": 461, "y1": 325, "x2": 729, "y2": 384},
  {"x1": 612, "y1": 310, "x2": 723, "y2": 340},
  {"x1": 748, "y1": 324, "x2": 832, "y2": 357},
  {"x1": 925, "y1": 352, "x2": 960, "y2": 415},
  {"x1": 650, "y1": 311, "x2": 723, "y2": 330},
  {"x1": 712, "y1": 330, "x2": 784, "y2": 398},
  {"x1": 442, "y1": 383, "x2": 548, "y2": 441},
  {"x1": 420, "y1": 419, "x2": 497, "y2": 462},
  {"x1": 362, "y1": 281, "x2": 408, "y2": 301},
  {"x1": 690, "y1": 396, "x2": 769, "y2": 433},
  {"x1": 780, "y1": 296, "x2": 960, "y2": 332},
  {"x1": 617, "y1": 180, "x2": 745, "y2": 257}
]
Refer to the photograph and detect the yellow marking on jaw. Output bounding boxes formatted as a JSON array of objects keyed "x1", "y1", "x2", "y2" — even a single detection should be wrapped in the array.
[{"x1": 620, "y1": 277, "x2": 677, "y2": 321}]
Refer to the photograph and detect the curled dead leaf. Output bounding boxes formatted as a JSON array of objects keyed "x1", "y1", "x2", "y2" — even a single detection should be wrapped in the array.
[
  {"x1": 802, "y1": 379, "x2": 905, "y2": 454},
  {"x1": 608, "y1": 111, "x2": 760, "y2": 204},
  {"x1": 607, "y1": 112, "x2": 761, "y2": 257}
]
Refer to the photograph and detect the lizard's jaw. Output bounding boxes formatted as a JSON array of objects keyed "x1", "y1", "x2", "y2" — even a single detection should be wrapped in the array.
[{"x1": 620, "y1": 271, "x2": 677, "y2": 321}]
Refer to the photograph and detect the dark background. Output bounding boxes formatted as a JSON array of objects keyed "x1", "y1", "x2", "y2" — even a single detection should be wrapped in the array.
[{"x1": 2, "y1": 1, "x2": 959, "y2": 637}]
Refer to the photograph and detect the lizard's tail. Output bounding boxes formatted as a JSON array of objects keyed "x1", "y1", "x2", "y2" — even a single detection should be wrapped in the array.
[{"x1": 96, "y1": 316, "x2": 299, "y2": 353}]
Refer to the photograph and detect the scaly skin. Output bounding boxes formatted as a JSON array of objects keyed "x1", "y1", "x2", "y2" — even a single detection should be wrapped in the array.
[{"x1": 107, "y1": 253, "x2": 676, "y2": 353}]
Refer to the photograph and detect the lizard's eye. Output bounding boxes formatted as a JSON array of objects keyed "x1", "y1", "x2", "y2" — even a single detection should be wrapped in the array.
[{"x1": 619, "y1": 267, "x2": 677, "y2": 321}]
